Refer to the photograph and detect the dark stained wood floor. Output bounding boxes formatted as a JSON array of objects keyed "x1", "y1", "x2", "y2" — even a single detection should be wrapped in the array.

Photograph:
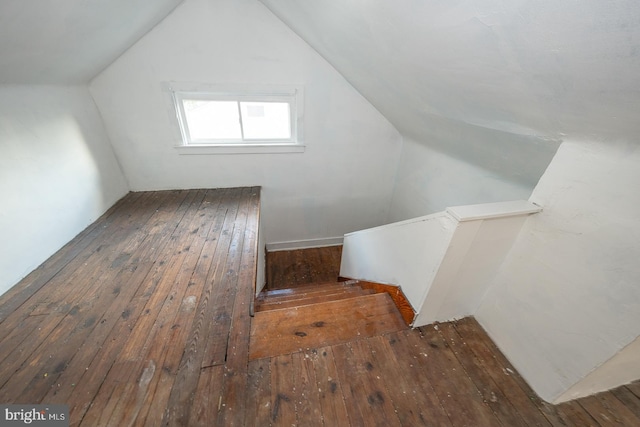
[
  {"x1": 2, "y1": 193, "x2": 639, "y2": 426},
  {"x1": 0, "y1": 188, "x2": 260, "y2": 426},
  {"x1": 265, "y1": 245, "x2": 342, "y2": 290},
  {"x1": 265, "y1": 247, "x2": 640, "y2": 427}
]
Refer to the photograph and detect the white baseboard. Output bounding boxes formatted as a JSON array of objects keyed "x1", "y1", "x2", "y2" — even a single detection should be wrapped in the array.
[{"x1": 266, "y1": 236, "x2": 343, "y2": 252}]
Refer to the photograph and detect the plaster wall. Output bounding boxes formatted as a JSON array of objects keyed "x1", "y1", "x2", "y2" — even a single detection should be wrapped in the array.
[
  {"x1": 89, "y1": 0, "x2": 402, "y2": 247},
  {"x1": 388, "y1": 135, "x2": 542, "y2": 221},
  {"x1": 557, "y1": 335, "x2": 640, "y2": 402},
  {"x1": 0, "y1": 85, "x2": 129, "y2": 295},
  {"x1": 340, "y1": 213, "x2": 455, "y2": 310},
  {"x1": 415, "y1": 214, "x2": 530, "y2": 326},
  {"x1": 0, "y1": 0, "x2": 184, "y2": 84},
  {"x1": 341, "y1": 200, "x2": 539, "y2": 326},
  {"x1": 262, "y1": 0, "x2": 640, "y2": 224},
  {"x1": 263, "y1": 0, "x2": 640, "y2": 141},
  {"x1": 476, "y1": 139, "x2": 640, "y2": 403}
]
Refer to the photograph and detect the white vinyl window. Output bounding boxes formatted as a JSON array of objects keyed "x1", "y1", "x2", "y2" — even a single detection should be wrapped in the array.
[{"x1": 171, "y1": 87, "x2": 304, "y2": 153}]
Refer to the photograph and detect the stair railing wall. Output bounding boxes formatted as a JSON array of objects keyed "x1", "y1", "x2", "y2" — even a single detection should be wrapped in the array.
[{"x1": 340, "y1": 200, "x2": 542, "y2": 327}]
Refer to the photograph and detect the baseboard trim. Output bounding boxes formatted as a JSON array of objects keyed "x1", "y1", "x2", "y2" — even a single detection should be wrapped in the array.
[{"x1": 266, "y1": 237, "x2": 343, "y2": 252}]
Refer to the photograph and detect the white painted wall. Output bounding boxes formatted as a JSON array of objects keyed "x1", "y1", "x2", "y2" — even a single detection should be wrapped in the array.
[
  {"x1": 89, "y1": 0, "x2": 402, "y2": 247},
  {"x1": 340, "y1": 212, "x2": 456, "y2": 310},
  {"x1": 0, "y1": 0, "x2": 184, "y2": 84},
  {"x1": 262, "y1": 0, "x2": 640, "y2": 224},
  {"x1": 557, "y1": 336, "x2": 640, "y2": 403},
  {"x1": 476, "y1": 139, "x2": 640, "y2": 403},
  {"x1": 415, "y1": 213, "x2": 534, "y2": 326},
  {"x1": 389, "y1": 135, "x2": 546, "y2": 221},
  {"x1": 0, "y1": 85, "x2": 129, "y2": 295},
  {"x1": 263, "y1": 0, "x2": 640, "y2": 140}
]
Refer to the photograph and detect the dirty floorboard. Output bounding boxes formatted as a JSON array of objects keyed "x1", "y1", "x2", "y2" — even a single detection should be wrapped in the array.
[{"x1": 0, "y1": 193, "x2": 639, "y2": 426}]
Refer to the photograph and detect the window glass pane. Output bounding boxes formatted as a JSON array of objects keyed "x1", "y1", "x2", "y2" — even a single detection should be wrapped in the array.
[
  {"x1": 182, "y1": 100, "x2": 241, "y2": 141},
  {"x1": 240, "y1": 102, "x2": 291, "y2": 140}
]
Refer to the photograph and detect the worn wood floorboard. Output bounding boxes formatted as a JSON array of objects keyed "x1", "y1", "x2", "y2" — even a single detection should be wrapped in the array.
[
  {"x1": 339, "y1": 338, "x2": 406, "y2": 426},
  {"x1": 450, "y1": 318, "x2": 555, "y2": 427},
  {"x1": 249, "y1": 293, "x2": 407, "y2": 360},
  {"x1": 269, "y1": 354, "x2": 297, "y2": 426},
  {"x1": 266, "y1": 245, "x2": 342, "y2": 290},
  {"x1": 2, "y1": 198, "x2": 639, "y2": 426},
  {"x1": 245, "y1": 358, "x2": 272, "y2": 427},
  {"x1": 438, "y1": 322, "x2": 528, "y2": 427},
  {"x1": 306, "y1": 346, "x2": 351, "y2": 426},
  {"x1": 611, "y1": 386, "x2": 640, "y2": 418}
]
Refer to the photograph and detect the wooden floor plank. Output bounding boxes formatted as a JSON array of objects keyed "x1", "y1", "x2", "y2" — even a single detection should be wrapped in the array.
[
  {"x1": 384, "y1": 330, "x2": 453, "y2": 426},
  {"x1": 556, "y1": 401, "x2": 602, "y2": 427},
  {"x1": 265, "y1": 250, "x2": 285, "y2": 289},
  {"x1": 245, "y1": 358, "x2": 272, "y2": 427},
  {"x1": 0, "y1": 191, "x2": 160, "y2": 349},
  {"x1": 579, "y1": 392, "x2": 640, "y2": 426},
  {"x1": 201, "y1": 187, "x2": 253, "y2": 369},
  {"x1": 351, "y1": 338, "x2": 403, "y2": 426},
  {"x1": 626, "y1": 381, "x2": 640, "y2": 400},
  {"x1": 291, "y1": 351, "x2": 323, "y2": 427},
  {"x1": 448, "y1": 320, "x2": 556, "y2": 427},
  {"x1": 454, "y1": 317, "x2": 565, "y2": 427},
  {"x1": 214, "y1": 187, "x2": 260, "y2": 427},
  {"x1": 123, "y1": 193, "x2": 224, "y2": 425},
  {"x1": 306, "y1": 346, "x2": 351, "y2": 427},
  {"x1": 97, "y1": 190, "x2": 223, "y2": 426},
  {"x1": 75, "y1": 191, "x2": 203, "y2": 426},
  {"x1": 129, "y1": 190, "x2": 230, "y2": 426},
  {"x1": 160, "y1": 188, "x2": 243, "y2": 426},
  {"x1": 269, "y1": 354, "x2": 297, "y2": 426},
  {"x1": 249, "y1": 293, "x2": 407, "y2": 360},
  {"x1": 1, "y1": 191, "x2": 193, "y2": 404},
  {"x1": 256, "y1": 288, "x2": 371, "y2": 312},
  {"x1": 438, "y1": 322, "x2": 529, "y2": 426},
  {"x1": 304, "y1": 247, "x2": 325, "y2": 283},
  {"x1": 331, "y1": 342, "x2": 379, "y2": 426},
  {"x1": 266, "y1": 245, "x2": 342, "y2": 290},
  {"x1": 0, "y1": 192, "x2": 142, "y2": 324},
  {"x1": 414, "y1": 325, "x2": 503, "y2": 427},
  {"x1": 366, "y1": 335, "x2": 433, "y2": 426},
  {"x1": 332, "y1": 340, "x2": 402, "y2": 427},
  {"x1": 185, "y1": 365, "x2": 225, "y2": 427},
  {"x1": 292, "y1": 249, "x2": 313, "y2": 285},
  {"x1": 611, "y1": 386, "x2": 640, "y2": 418},
  {"x1": 322, "y1": 246, "x2": 343, "y2": 283},
  {"x1": 279, "y1": 250, "x2": 298, "y2": 289}
]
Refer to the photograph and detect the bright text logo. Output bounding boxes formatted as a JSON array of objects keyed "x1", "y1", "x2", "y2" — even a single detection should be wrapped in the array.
[{"x1": 0, "y1": 405, "x2": 68, "y2": 427}]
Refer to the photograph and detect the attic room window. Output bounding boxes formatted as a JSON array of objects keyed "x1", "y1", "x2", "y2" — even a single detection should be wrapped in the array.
[{"x1": 171, "y1": 86, "x2": 304, "y2": 154}]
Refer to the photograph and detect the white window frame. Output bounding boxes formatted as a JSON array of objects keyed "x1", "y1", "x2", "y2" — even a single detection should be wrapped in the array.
[{"x1": 168, "y1": 83, "x2": 304, "y2": 154}]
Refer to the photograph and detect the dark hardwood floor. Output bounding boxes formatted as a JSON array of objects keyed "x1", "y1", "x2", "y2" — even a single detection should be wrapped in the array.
[
  {"x1": 1, "y1": 192, "x2": 639, "y2": 426},
  {"x1": 265, "y1": 245, "x2": 342, "y2": 290},
  {"x1": 0, "y1": 188, "x2": 260, "y2": 426},
  {"x1": 265, "y1": 247, "x2": 640, "y2": 427}
]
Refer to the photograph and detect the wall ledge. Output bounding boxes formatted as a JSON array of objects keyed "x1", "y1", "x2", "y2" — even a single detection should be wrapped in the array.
[{"x1": 446, "y1": 200, "x2": 542, "y2": 222}]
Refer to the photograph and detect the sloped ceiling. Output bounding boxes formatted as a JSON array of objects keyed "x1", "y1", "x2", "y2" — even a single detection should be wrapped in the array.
[
  {"x1": 260, "y1": 0, "x2": 640, "y2": 147},
  {"x1": 0, "y1": 0, "x2": 183, "y2": 84}
]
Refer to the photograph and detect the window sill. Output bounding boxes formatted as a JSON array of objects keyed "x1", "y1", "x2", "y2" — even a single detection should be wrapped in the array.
[{"x1": 174, "y1": 143, "x2": 305, "y2": 155}]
